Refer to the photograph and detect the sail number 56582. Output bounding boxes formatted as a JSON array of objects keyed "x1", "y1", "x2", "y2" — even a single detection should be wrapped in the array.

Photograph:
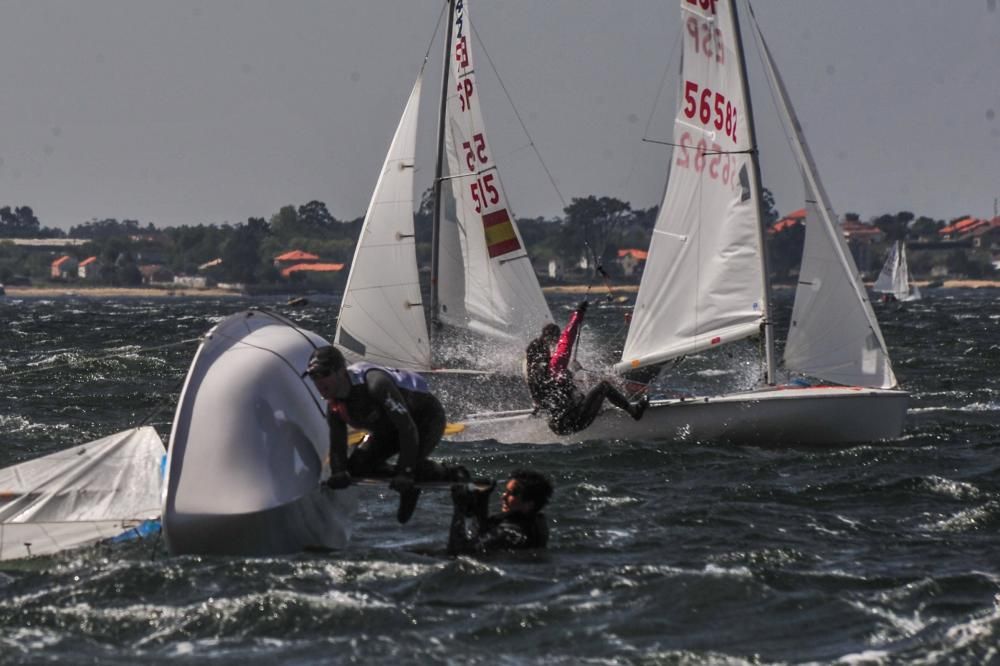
[{"x1": 683, "y1": 80, "x2": 737, "y2": 143}]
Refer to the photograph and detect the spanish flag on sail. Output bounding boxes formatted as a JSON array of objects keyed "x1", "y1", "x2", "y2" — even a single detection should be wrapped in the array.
[{"x1": 482, "y1": 209, "x2": 521, "y2": 258}]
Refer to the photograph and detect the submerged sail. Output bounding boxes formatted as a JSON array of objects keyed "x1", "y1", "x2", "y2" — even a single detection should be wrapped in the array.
[
  {"x1": 0, "y1": 427, "x2": 164, "y2": 560},
  {"x1": 874, "y1": 241, "x2": 920, "y2": 302},
  {"x1": 335, "y1": 75, "x2": 431, "y2": 370},
  {"x1": 436, "y1": 0, "x2": 552, "y2": 342},
  {"x1": 617, "y1": 0, "x2": 766, "y2": 373}
]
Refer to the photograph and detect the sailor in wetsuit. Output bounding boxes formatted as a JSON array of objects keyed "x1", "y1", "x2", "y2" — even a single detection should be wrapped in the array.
[
  {"x1": 448, "y1": 469, "x2": 553, "y2": 556},
  {"x1": 526, "y1": 300, "x2": 648, "y2": 435},
  {"x1": 304, "y1": 345, "x2": 448, "y2": 524},
  {"x1": 525, "y1": 322, "x2": 561, "y2": 413}
]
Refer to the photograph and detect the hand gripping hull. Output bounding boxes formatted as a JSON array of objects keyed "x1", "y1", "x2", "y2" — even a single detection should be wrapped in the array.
[{"x1": 164, "y1": 311, "x2": 357, "y2": 556}]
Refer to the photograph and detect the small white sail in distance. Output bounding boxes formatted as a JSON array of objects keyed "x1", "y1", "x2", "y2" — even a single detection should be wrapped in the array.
[{"x1": 874, "y1": 241, "x2": 920, "y2": 302}]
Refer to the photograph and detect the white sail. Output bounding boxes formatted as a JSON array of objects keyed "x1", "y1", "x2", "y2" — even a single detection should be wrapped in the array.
[
  {"x1": 335, "y1": 75, "x2": 431, "y2": 370},
  {"x1": 0, "y1": 427, "x2": 164, "y2": 560},
  {"x1": 616, "y1": 0, "x2": 766, "y2": 373},
  {"x1": 436, "y1": 0, "x2": 553, "y2": 342},
  {"x1": 874, "y1": 241, "x2": 920, "y2": 302},
  {"x1": 747, "y1": 14, "x2": 897, "y2": 389}
]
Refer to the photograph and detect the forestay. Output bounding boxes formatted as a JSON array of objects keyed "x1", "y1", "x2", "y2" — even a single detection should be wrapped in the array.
[
  {"x1": 749, "y1": 15, "x2": 898, "y2": 389},
  {"x1": 335, "y1": 75, "x2": 431, "y2": 370},
  {"x1": 435, "y1": 0, "x2": 552, "y2": 342},
  {"x1": 616, "y1": 0, "x2": 766, "y2": 373},
  {"x1": 0, "y1": 427, "x2": 164, "y2": 560}
]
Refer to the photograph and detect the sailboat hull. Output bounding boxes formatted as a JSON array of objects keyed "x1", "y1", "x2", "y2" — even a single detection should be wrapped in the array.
[
  {"x1": 164, "y1": 311, "x2": 357, "y2": 556},
  {"x1": 455, "y1": 386, "x2": 908, "y2": 446}
]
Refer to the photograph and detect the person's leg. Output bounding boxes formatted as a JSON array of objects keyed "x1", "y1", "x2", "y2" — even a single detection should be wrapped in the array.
[{"x1": 347, "y1": 431, "x2": 396, "y2": 477}]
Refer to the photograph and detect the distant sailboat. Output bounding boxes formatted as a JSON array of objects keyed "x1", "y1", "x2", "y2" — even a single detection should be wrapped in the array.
[
  {"x1": 874, "y1": 241, "x2": 922, "y2": 302},
  {"x1": 334, "y1": 0, "x2": 553, "y2": 371},
  {"x1": 459, "y1": 0, "x2": 908, "y2": 445}
]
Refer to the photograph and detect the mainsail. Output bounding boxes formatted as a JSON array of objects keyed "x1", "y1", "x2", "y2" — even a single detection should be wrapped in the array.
[
  {"x1": 435, "y1": 0, "x2": 552, "y2": 342},
  {"x1": 616, "y1": 0, "x2": 767, "y2": 373},
  {"x1": 335, "y1": 75, "x2": 431, "y2": 370},
  {"x1": 0, "y1": 427, "x2": 164, "y2": 560}
]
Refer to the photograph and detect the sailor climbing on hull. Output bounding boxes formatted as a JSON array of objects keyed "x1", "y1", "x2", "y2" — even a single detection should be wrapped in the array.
[{"x1": 304, "y1": 345, "x2": 460, "y2": 524}]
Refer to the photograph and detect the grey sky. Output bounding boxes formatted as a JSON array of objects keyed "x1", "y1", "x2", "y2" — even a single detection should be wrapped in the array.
[{"x1": 1, "y1": 1, "x2": 997, "y2": 231}]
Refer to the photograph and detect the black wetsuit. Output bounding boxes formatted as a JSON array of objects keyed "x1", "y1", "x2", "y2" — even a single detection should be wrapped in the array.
[
  {"x1": 448, "y1": 510, "x2": 549, "y2": 555},
  {"x1": 325, "y1": 363, "x2": 446, "y2": 480},
  {"x1": 529, "y1": 306, "x2": 637, "y2": 436},
  {"x1": 525, "y1": 335, "x2": 553, "y2": 409}
]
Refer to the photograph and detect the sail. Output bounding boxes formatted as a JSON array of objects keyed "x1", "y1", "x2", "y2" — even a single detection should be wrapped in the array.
[
  {"x1": 874, "y1": 241, "x2": 919, "y2": 301},
  {"x1": 335, "y1": 75, "x2": 431, "y2": 370},
  {"x1": 616, "y1": 0, "x2": 766, "y2": 373},
  {"x1": 749, "y1": 17, "x2": 898, "y2": 388},
  {"x1": 435, "y1": 0, "x2": 553, "y2": 342},
  {"x1": 0, "y1": 427, "x2": 164, "y2": 560}
]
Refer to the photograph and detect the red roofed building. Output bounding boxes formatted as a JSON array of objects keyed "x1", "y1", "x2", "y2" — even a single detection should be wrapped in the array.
[
  {"x1": 274, "y1": 250, "x2": 320, "y2": 269},
  {"x1": 768, "y1": 208, "x2": 806, "y2": 235},
  {"x1": 617, "y1": 248, "x2": 648, "y2": 277},
  {"x1": 280, "y1": 262, "x2": 344, "y2": 278},
  {"x1": 938, "y1": 216, "x2": 988, "y2": 239},
  {"x1": 78, "y1": 256, "x2": 100, "y2": 281},
  {"x1": 50, "y1": 255, "x2": 78, "y2": 279}
]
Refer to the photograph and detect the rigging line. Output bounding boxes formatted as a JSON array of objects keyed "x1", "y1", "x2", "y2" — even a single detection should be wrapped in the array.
[
  {"x1": 135, "y1": 374, "x2": 187, "y2": 434},
  {"x1": 0, "y1": 337, "x2": 203, "y2": 381},
  {"x1": 424, "y1": 1, "x2": 449, "y2": 65},
  {"x1": 469, "y1": 20, "x2": 567, "y2": 209},
  {"x1": 623, "y1": 10, "x2": 685, "y2": 191},
  {"x1": 744, "y1": 1, "x2": 801, "y2": 172}
]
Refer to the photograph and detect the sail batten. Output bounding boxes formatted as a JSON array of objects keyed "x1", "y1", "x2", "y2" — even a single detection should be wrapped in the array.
[{"x1": 335, "y1": 75, "x2": 430, "y2": 371}]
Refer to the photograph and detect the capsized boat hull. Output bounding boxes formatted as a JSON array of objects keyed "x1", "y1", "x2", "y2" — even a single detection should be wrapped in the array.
[
  {"x1": 164, "y1": 310, "x2": 356, "y2": 556},
  {"x1": 454, "y1": 386, "x2": 909, "y2": 446}
]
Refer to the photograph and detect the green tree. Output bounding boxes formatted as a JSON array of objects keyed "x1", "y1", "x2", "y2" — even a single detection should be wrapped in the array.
[{"x1": 562, "y1": 196, "x2": 632, "y2": 270}]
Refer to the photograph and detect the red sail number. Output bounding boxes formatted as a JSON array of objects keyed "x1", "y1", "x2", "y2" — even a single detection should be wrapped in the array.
[
  {"x1": 685, "y1": 0, "x2": 718, "y2": 15},
  {"x1": 686, "y1": 17, "x2": 724, "y2": 64},
  {"x1": 456, "y1": 78, "x2": 474, "y2": 112},
  {"x1": 462, "y1": 133, "x2": 488, "y2": 172},
  {"x1": 682, "y1": 80, "x2": 737, "y2": 142},
  {"x1": 470, "y1": 173, "x2": 500, "y2": 213}
]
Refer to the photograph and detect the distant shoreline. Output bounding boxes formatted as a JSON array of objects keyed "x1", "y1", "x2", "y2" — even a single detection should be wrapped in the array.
[{"x1": 3, "y1": 279, "x2": 998, "y2": 300}]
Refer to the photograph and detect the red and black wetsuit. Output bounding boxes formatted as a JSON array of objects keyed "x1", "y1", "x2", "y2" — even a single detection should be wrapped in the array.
[
  {"x1": 533, "y1": 305, "x2": 638, "y2": 435},
  {"x1": 325, "y1": 363, "x2": 446, "y2": 479}
]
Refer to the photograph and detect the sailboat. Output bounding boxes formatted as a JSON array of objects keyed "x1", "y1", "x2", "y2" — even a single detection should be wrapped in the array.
[
  {"x1": 333, "y1": 0, "x2": 553, "y2": 372},
  {"x1": 160, "y1": 0, "x2": 552, "y2": 556},
  {"x1": 874, "y1": 241, "x2": 921, "y2": 302},
  {"x1": 458, "y1": 0, "x2": 908, "y2": 445}
]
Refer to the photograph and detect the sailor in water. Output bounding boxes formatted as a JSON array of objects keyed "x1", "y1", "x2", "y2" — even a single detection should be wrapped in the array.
[
  {"x1": 448, "y1": 469, "x2": 553, "y2": 555},
  {"x1": 526, "y1": 300, "x2": 648, "y2": 435},
  {"x1": 304, "y1": 345, "x2": 457, "y2": 524}
]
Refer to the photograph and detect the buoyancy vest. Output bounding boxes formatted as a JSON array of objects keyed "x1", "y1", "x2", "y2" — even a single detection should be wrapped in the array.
[{"x1": 326, "y1": 362, "x2": 431, "y2": 428}]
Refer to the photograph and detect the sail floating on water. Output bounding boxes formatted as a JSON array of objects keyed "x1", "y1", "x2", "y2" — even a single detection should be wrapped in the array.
[{"x1": 0, "y1": 427, "x2": 164, "y2": 561}]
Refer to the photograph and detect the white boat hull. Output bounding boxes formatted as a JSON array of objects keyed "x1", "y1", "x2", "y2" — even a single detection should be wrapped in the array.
[
  {"x1": 164, "y1": 310, "x2": 357, "y2": 556},
  {"x1": 455, "y1": 386, "x2": 909, "y2": 446}
]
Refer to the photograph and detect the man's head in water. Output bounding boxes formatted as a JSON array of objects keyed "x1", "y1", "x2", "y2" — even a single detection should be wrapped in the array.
[
  {"x1": 541, "y1": 323, "x2": 560, "y2": 346},
  {"x1": 304, "y1": 345, "x2": 350, "y2": 400},
  {"x1": 501, "y1": 469, "x2": 553, "y2": 515}
]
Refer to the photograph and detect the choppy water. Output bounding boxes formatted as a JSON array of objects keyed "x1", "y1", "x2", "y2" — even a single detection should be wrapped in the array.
[{"x1": 1, "y1": 289, "x2": 999, "y2": 664}]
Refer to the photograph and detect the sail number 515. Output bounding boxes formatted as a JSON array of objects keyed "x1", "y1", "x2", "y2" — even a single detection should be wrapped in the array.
[
  {"x1": 683, "y1": 80, "x2": 737, "y2": 142},
  {"x1": 470, "y1": 174, "x2": 499, "y2": 213}
]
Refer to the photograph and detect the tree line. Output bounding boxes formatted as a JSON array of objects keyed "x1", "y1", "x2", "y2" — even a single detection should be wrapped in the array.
[{"x1": 0, "y1": 195, "x2": 991, "y2": 286}]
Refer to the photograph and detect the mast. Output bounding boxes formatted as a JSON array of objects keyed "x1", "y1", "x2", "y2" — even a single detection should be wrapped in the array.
[
  {"x1": 429, "y1": 0, "x2": 456, "y2": 335},
  {"x1": 730, "y1": 0, "x2": 777, "y2": 385}
]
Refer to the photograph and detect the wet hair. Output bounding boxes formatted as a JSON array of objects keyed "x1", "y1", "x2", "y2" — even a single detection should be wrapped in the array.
[
  {"x1": 509, "y1": 468, "x2": 554, "y2": 511},
  {"x1": 304, "y1": 345, "x2": 346, "y2": 378},
  {"x1": 542, "y1": 323, "x2": 560, "y2": 340}
]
